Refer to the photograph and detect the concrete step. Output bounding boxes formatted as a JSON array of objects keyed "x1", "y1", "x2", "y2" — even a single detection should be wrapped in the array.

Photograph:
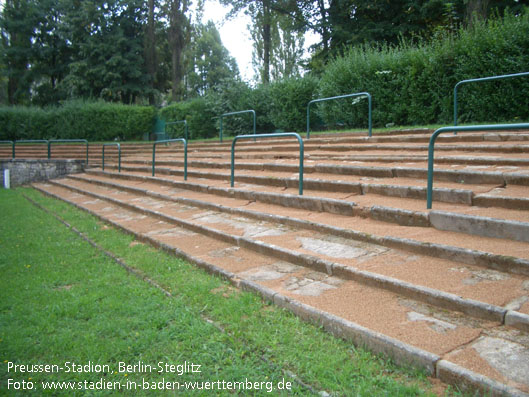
[
  {"x1": 68, "y1": 172, "x2": 529, "y2": 272},
  {"x1": 87, "y1": 168, "x2": 529, "y2": 244},
  {"x1": 63, "y1": 173, "x2": 529, "y2": 275},
  {"x1": 117, "y1": 163, "x2": 485, "y2": 204},
  {"x1": 184, "y1": 131, "x2": 529, "y2": 149},
  {"x1": 196, "y1": 142, "x2": 529, "y2": 155},
  {"x1": 51, "y1": 175, "x2": 529, "y2": 324},
  {"x1": 122, "y1": 158, "x2": 529, "y2": 186},
  {"x1": 32, "y1": 177, "x2": 529, "y2": 395}
]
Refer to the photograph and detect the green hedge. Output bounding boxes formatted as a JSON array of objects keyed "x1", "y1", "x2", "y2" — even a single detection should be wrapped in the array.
[
  {"x1": 159, "y1": 76, "x2": 319, "y2": 139},
  {"x1": 0, "y1": 101, "x2": 156, "y2": 141},
  {"x1": 318, "y1": 11, "x2": 529, "y2": 128},
  {"x1": 159, "y1": 97, "x2": 216, "y2": 139},
  {"x1": 269, "y1": 76, "x2": 319, "y2": 132}
]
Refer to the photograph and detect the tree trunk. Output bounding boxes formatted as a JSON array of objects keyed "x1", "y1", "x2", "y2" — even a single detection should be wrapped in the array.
[
  {"x1": 145, "y1": 0, "x2": 156, "y2": 105},
  {"x1": 465, "y1": 0, "x2": 491, "y2": 27},
  {"x1": 169, "y1": 0, "x2": 188, "y2": 102},
  {"x1": 261, "y1": 0, "x2": 271, "y2": 84},
  {"x1": 317, "y1": 0, "x2": 330, "y2": 54}
]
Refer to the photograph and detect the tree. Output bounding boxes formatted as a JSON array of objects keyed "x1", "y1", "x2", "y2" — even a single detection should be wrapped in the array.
[
  {"x1": 164, "y1": 0, "x2": 192, "y2": 101},
  {"x1": 219, "y1": 0, "x2": 273, "y2": 84},
  {"x1": 220, "y1": 0, "x2": 304, "y2": 84},
  {"x1": 60, "y1": 0, "x2": 149, "y2": 103},
  {"x1": 0, "y1": 0, "x2": 40, "y2": 104},
  {"x1": 144, "y1": 0, "x2": 157, "y2": 104},
  {"x1": 186, "y1": 20, "x2": 239, "y2": 96},
  {"x1": 292, "y1": 0, "x2": 529, "y2": 71},
  {"x1": 250, "y1": 11, "x2": 305, "y2": 81}
]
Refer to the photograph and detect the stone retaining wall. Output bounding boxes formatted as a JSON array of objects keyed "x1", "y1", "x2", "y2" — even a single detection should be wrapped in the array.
[{"x1": 1, "y1": 159, "x2": 85, "y2": 187}]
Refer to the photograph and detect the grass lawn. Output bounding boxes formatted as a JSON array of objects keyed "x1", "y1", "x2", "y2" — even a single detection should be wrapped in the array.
[{"x1": 0, "y1": 187, "x2": 447, "y2": 396}]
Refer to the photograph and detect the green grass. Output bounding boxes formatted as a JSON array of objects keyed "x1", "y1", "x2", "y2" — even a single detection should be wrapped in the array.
[{"x1": 0, "y1": 188, "x2": 446, "y2": 396}]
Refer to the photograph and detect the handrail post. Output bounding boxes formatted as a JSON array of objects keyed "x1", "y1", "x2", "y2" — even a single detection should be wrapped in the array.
[
  {"x1": 102, "y1": 143, "x2": 121, "y2": 172},
  {"x1": 152, "y1": 138, "x2": 187, "y2": 179},
  {"x1": 427, "y1": 123, "x2": 529, "y2": 209},
  {"x1": 367, "y1": 93, "x2": 372, "y2": 137},
  {"x1": 231, "y1": 132, "x2": 304, "y2": 195},
  {"x1": 252, "y1": 110, "x2": 256, "y2": 140},
  {"x1": 219, "y1": 110, "x2": 256, "y2": 143},
  {"x1": 152, "y1": 144, "x2": 156, "y2": 176},
  {"x1": 307, "y1": 92, "x2": 372, "y2": 139},
  {"x1": 453, "y1": 83, "x2": 460, "y2": 127},
  {"x1": 454, "y1": 71, "x2": 529, "y2": 126}
]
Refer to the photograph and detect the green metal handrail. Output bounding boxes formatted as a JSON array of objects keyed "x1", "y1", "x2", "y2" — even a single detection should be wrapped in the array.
[
  {"x1": 0, "y1": 140, "x2": 14, "y2": 158},
  {"x1": 102, "y1": 143, "x2": 121, "y2": 172},
  {"x1": 427, "y1": 123, "x2": 529, "y2": 209},
  {"x1": 48, "y1": 139, "x2": 89, "y2": 164},
  {"x1": 219, "y1": 110, "x2": 256, "y2": 143},
  {"x1": 14, "y1": 140, "x2": 49, "y2": 159},
  {"x1": 454, "y1": 71, "x2": 529, "y2": 126},
  {"x1": 165, "y1": 120, "x2": 188, "y2": 141},
  {"x1": 231, "y1": 133, "x2": 304, "y2": 195},
  {"x1": 152, "y1": 138, "x2": 187, "y2": 179},
  {"x1": 307, "y1": 92, "x2": 372, "y2": 139}
]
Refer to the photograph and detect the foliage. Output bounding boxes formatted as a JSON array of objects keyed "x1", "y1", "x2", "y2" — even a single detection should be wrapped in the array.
[
  {"x1": 159, "y1": 74, "x2": 319, "y2": 138},
  {"x1": 159, "y1": 97, "x2": 216, "y2": 139},
  {"x1": 318, "y1": 10, "x2": 529, "y2": 128},
  {"x1": 247, "y1": 3, "x2": 306, "y2": 83},
  {"x1": 268, "y1": 74, "x2": 319, "y2": 132},
  {"x1": 61, "y1": 0, "x2": 150, "y2": 104},
  {"x1": 0, "y1": 0, "x2": 40, "y2": 104},
  {"x1": 292, "y1": 0, "x2": 527, "y2": 69},
  {"x1": 0, "y1": 101, "x2": 155, "y2": 141},
  {"x1": 0, "y1": 0, "x2": 234, "y2": 105},
  {"x1": 186, "y1": 21, "x2": 240, "y2": 97}
]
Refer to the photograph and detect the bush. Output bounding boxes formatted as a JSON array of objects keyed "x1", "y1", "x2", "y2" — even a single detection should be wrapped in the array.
[
  {"x1": 159, "y1": 76, "x2": 319, "y2": 139},
  {"x1": 161, "y1": 81, "x2": 276, "y2": 139},
  {"x1": 269, "y1": 75, "x2": 319, "y2": 132},
  {"x1": 318, "y1": 10, "x2": 529, "y2": 128},
  {"x1": 160, "y1": 98, "x2": 216, "y2": 139},
  {"x1": 0, "y1": 101, "x2": 156, "y2": 141}
]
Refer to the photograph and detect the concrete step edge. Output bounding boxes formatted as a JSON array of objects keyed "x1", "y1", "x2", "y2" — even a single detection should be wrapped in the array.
[
  {"x1": 88, "y1": 169, "x2": 434, "y2": 227},
  {"x1": 473, "y1": 194, "x2": 529, "y2": 210},
  {"x1": 430, "y1": 210, "x2": 529, "y2": 244},
  {"x1": 114, "y1": 164, "x2": 476, "y2": 205}
]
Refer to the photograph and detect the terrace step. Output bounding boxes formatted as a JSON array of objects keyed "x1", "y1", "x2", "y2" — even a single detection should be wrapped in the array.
[
  {"x1": 86, "y1": 168, "x2": 529, "y2": 243},
  {"x1": 122, "y1": 158, "x2": 529, "y2": 185},
  {"x1": 194, "y1": 142, "x2": 529, "y2": 155},
  {"x1": 115, "y1": 161, "x2": 529, "y2": 211},
  {"x1": 33, "y1": 177, "x2": 529, "y2": 395},
  {"x1": 63, "y1": 173, "x2": 529, "y2": 275}
]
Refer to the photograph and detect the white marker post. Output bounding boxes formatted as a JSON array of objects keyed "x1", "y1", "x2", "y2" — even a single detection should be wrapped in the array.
[{"x1": 3, "y1": 169, "x2": 10, "y2": 189}]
